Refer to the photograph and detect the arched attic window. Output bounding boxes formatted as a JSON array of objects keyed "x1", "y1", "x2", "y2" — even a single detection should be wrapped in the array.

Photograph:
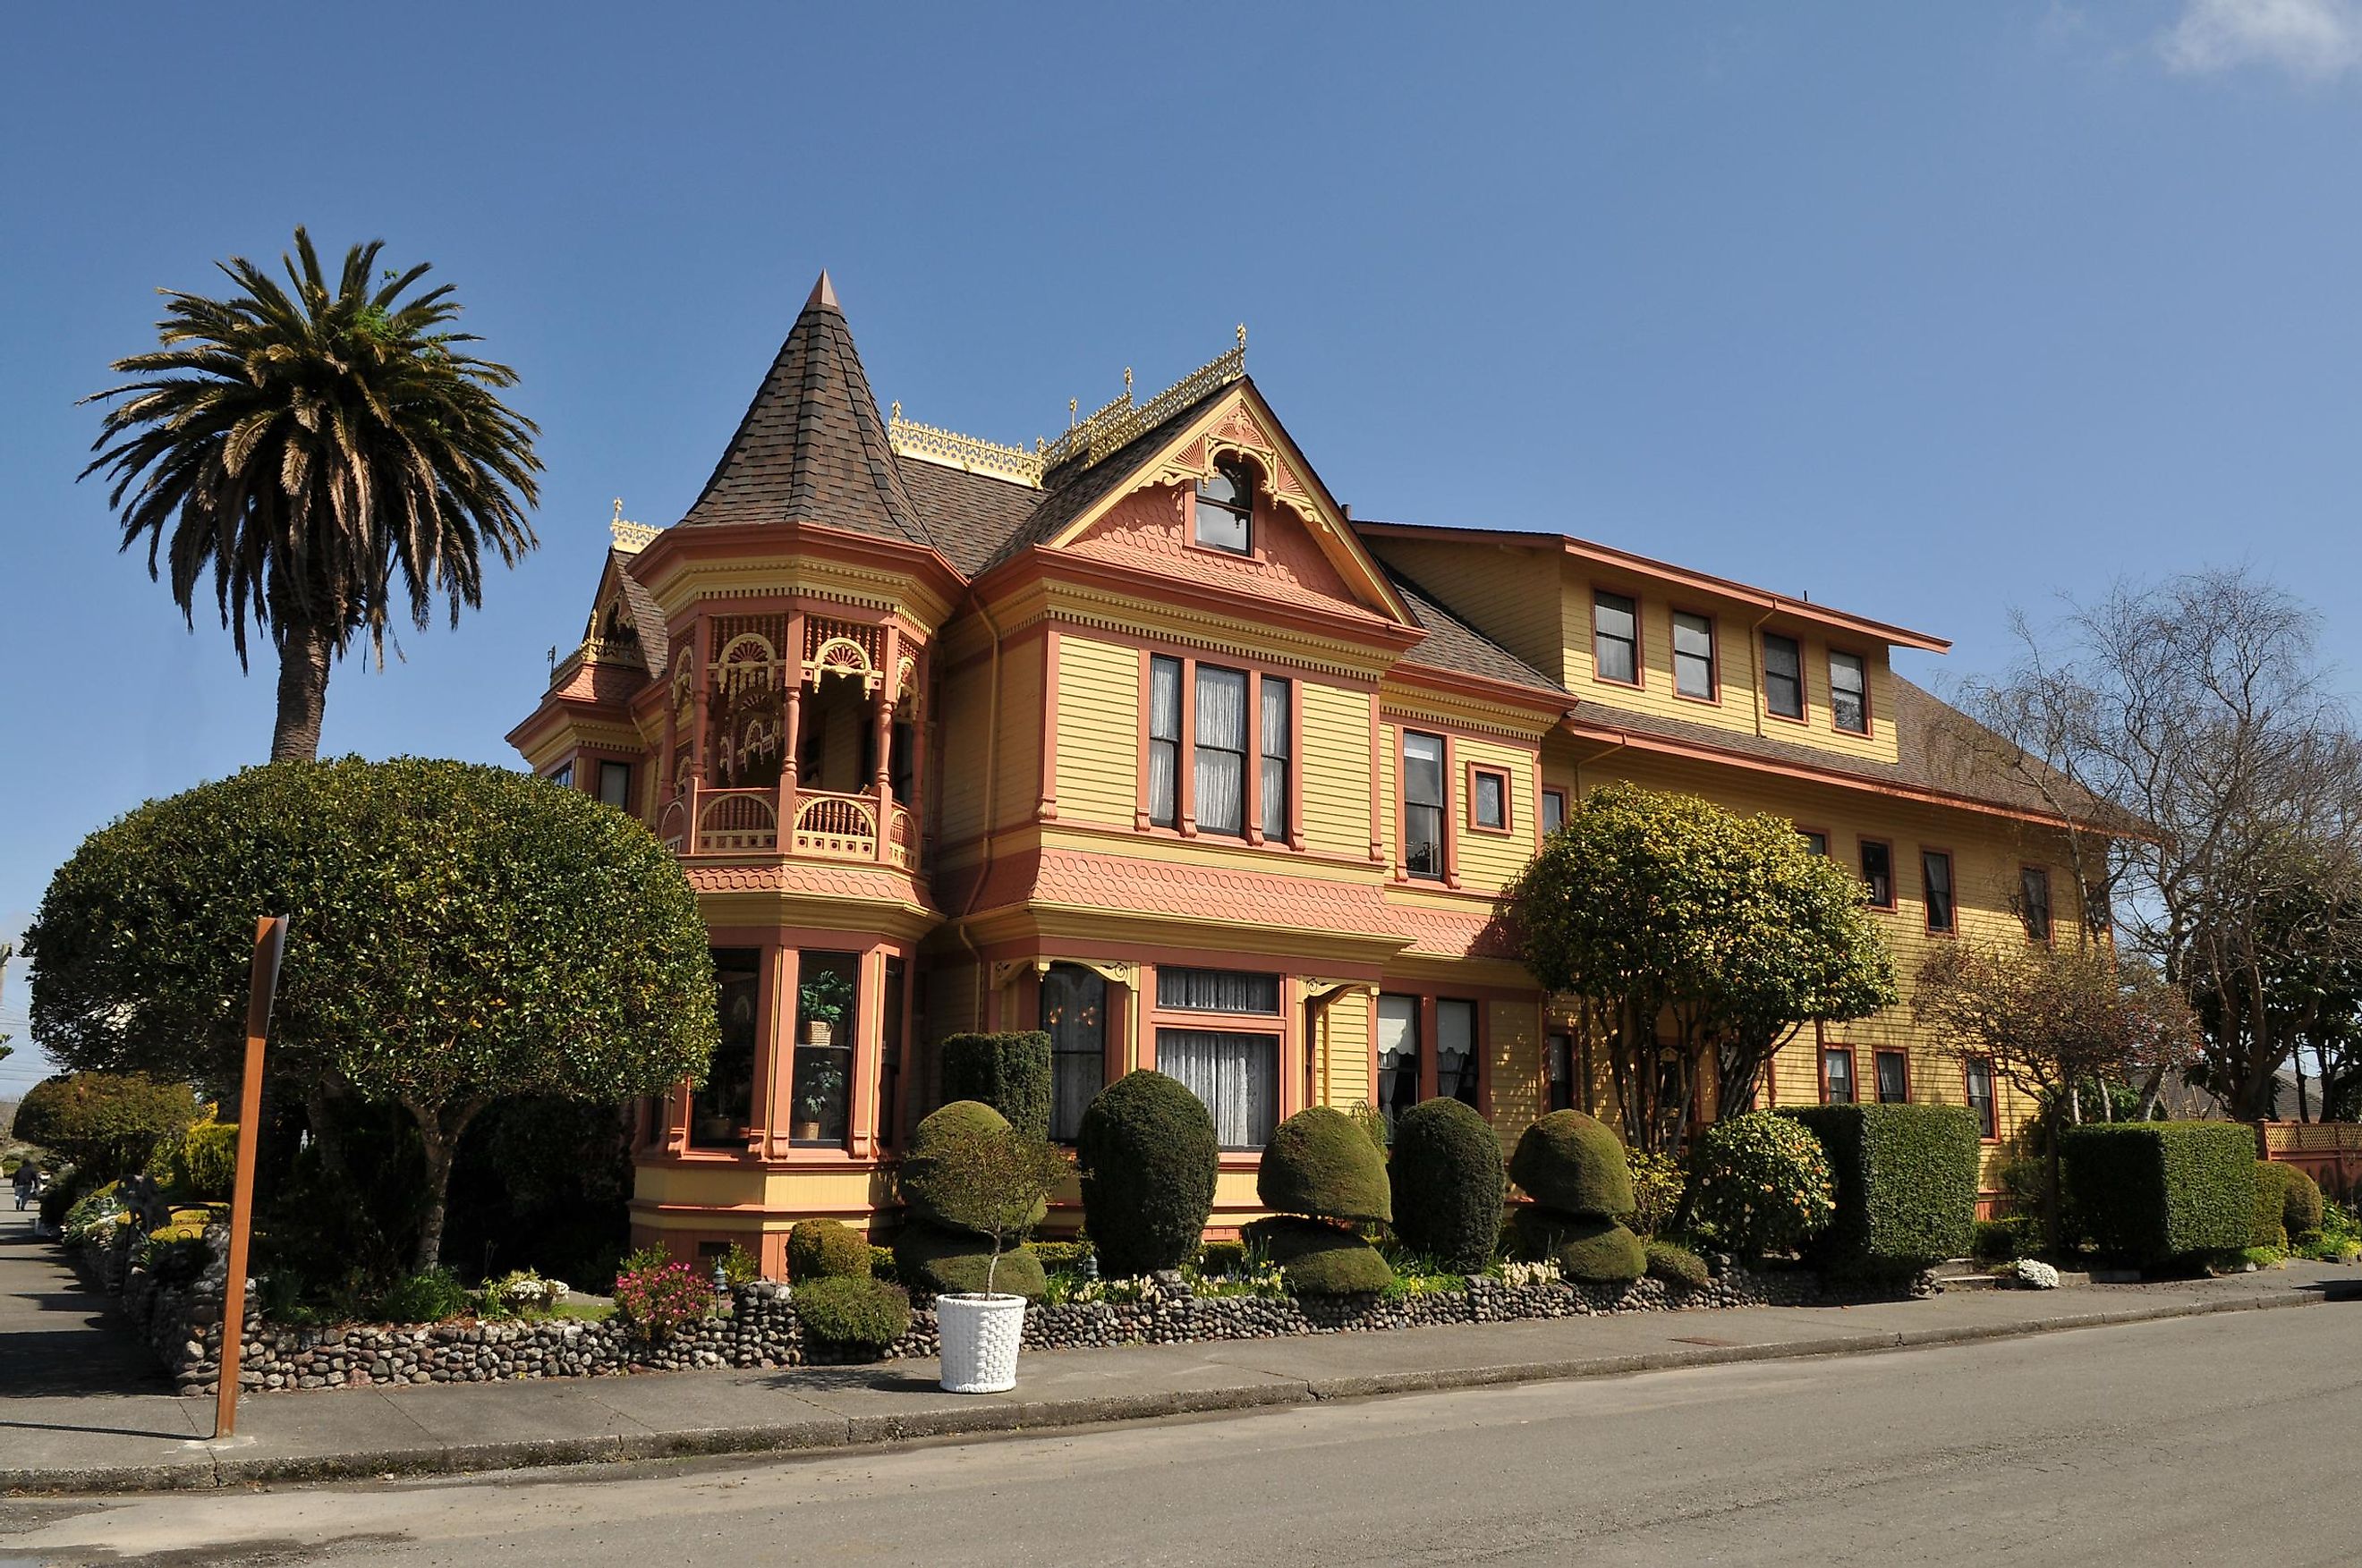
[{"x1": 1193, "y1": 457, "x2": 1254, "y2": 555}]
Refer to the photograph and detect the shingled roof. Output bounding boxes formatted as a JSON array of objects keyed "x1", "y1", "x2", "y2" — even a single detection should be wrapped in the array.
[
  {"x1": 1387, "y1": 571, "x2": 1568, "y2": 699},
  {"x1": 678, "y1": 274, "x2": 935, "y2": 552}
]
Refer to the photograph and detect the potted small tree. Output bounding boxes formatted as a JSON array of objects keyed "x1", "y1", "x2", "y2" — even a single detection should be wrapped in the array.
[
  {"x1": 913, "y1": 1120, "x2": 1069, "y2": 1393},
  {"x1": 791, "y1": 1055, "x2": 847, "y2": 1141},
  {"x1": 798, "y1": 968, "x2": 854, "y2": 1049}
]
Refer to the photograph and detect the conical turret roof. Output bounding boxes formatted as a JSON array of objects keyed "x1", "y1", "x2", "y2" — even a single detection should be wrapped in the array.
[{"x1": 678, "y1": 272, "x2": 935, "y2": 551}]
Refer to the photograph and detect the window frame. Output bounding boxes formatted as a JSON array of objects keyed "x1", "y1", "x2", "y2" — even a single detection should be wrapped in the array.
[
  {"x1": 1259, "y1": 674, "x2": 1291, "y2": 843},
  {"x1": 1921, "y1": 847, "x2": 1957, "y2": 936},
  {"x1": 1797, "y1": 826, "x2": 1831, "y2": 858},
  {"x1": 1828, "y1": 647, "x2": 1871, "y2": 736},
  {"x1": 1541, "y1": 786, "x2": 1568, "y2": 836},
  {"x1": 2020, "y1": 865, "x2": 2054, "y2": 945},
  {"x1": 1192, "y1": 457, "x2": 1254, "y2": 555},
  {"x1": 545, "y1": 759, "x2": 576, "y2": 790},
  {"x1": 1963, "y1": 1055, "x2": 1999, "y2": 1141},
  {"x1": 1140, "y1": 651, "x2": 1301, "y2": 849},
  {"x1": 1191, "y1": 662, "x2": 1250, "y2": 838},
  {"x1": 1375, "y1": 992, "x2": 1422, "y2": 1140},
  {"x1": 1591, "y1": 589, "x2": 1643, "y2": 689},
  {"x1": 1762, "y1": 631, "x2": 1805, "y2": 724},
  {"x1": 1873, "y1": 1048, "x2": 1911, "y2": 1106},
  {"x1": 1147, "y1": 654, "x2": 1182, "y2": 829},
  {"x1": 1670, "y1": 607, "x2": 1720, "y2": 704},
  {"x1": 1149, "y1": 962, "x2": 1286, "y2": 1153},
  {"x1": 1467, "y1": 763, "x2": 1512, "y2": 835},
  {"x1": 1821, "y1": 1045, "x2": 1858, "y2": 1106},
  {"x1": 1859, "y1": 836, "x2": 1897, "y2": 911},
  {"x1": 1401, "y1": 729, "x2": 1449, "y2": 883},
  {"x1": 1041, "y1": 962, "x2": 1110, "y2": 1145},
  {"x1": 598, "y1": 759, "x2": 633, "y2": 811},
  {"x1": 1435, "y1": 996, "x2": 1483, "y2": 1112}
]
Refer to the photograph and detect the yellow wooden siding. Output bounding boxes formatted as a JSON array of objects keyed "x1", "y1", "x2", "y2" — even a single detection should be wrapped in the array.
[
  {"x1": 993, "y1": 635, "x2": 1045, "y2": 829},
  {"x1": 936, "y1": 658, "x2": 990, "y2": 847},
  {"x1": 1300, "y1": 682, "x2": 1374, "y2": 859},
  {"x1": 1488, "y1": 997, "x2": 1543, "y2": 1149},
  {"x1": 1450, "y1": 733, "x2": 1540, "y2": 894},
  {"x1": 1313, "y1": 987, "x2": 1374, "y2": 1111},
  {"x1": 1377, "y1": 720, "x2": 1398, "y2": 876},
  {"x1": 1054, "y1": 634, "x2": 1140, "y2": 826},
  {"x1": 1363, "y1": 538, "x2": 1564, "y2": 677}
]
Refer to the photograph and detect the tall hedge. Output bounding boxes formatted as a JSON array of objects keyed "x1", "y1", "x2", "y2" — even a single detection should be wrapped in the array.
[
  {"x1": 1784, "y1": 1104, "x2": 1981, "y2": 1276},
  {"x1": 2060, "y1": 1122, "x2": 2256, "y2": 1263},
  {"x1": 938, "y1": 1032, "x2": 1054, "y2": 1140},
  {"x1": 1075, "y1": 1071, "x2": 1218, "y2": 1277},
  {"x1": 1389, "y1": 1098, "x2": 1506, "y2": 1271}
]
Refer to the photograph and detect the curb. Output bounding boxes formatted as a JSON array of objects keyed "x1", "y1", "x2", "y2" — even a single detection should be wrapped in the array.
[{"x1": 3, "y1": 1284, "x2": 2341, "y2": 1495}]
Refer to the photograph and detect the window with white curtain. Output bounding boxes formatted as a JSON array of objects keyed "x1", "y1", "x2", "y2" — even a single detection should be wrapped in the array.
[
  {"x1": 1376, "y1": 994, "x2": 1419, "y2": 1137},
  {"x1": 1156, "y1": 967, "x2": 1280, "y2": 1014},
  {"x1": 1260, "y1": 675, "x2": 1290, "y2": 840},
  {"x1": 1042, "y1": 963, "x2": 1107, "y2": 1143},
  {"x1": 1436, "y1": 999, "x2": 1479, "y2": 1109},
  {"x1": 1194, "y1": 665, "x2": 1247, "y2": 835},
  {"x1": 1149, "y1": 655, "x2": 1181, "y2": 827},
  {"x1": 1157, "y1": 1029, "x2": 1278, "y2": 1148}
]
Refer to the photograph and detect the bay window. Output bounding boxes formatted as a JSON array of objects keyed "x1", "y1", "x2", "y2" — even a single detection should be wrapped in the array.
[
  {"x1": 692, "y1": 948, "x2": 760, "y2": 1148},
  {"x1": 1149, "y1": 656, "x2": 1182, "y2": 827},
  {"x1": 1261, "y1": 675, "x2": 1291, "y2": 840},
  {"x1": 790, "y1": 951, "x2": 858, "y2": 1145}
]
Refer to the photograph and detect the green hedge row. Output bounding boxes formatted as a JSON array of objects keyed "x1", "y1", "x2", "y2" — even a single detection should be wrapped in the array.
[
  {"x1": 939, "y1": 1032, "x2": 1054, "y2": 1140},
  {"x1": 2060, "y1": 1122, "x2": 2256, "y2": 1263},
  {"x1": 1783, "y1": 1104, "x2": 1982, "y2": 1275}
]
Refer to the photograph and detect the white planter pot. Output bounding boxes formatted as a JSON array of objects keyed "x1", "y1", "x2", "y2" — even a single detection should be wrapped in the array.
[{"x1": 936, "y1": 1293, "x2": 1027, "y2": 1394}]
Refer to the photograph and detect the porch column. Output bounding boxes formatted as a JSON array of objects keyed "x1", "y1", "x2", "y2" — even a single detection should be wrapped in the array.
[
  {"x1": 779, "y1": 610, "x2": 805, "y2": 846},
  {"x1": 766, "y1": 946, "x2": 803, "y2": 1157},
  {"x1": 746, "y1": 943, "x2": 787, "y2": 1156},
  {"x1": 684, "y1": 614, "x2": 709, "y2": 851},
  {"x1": 849, "y1": 945, "x2": 884, "y2": 1157},
  {"x1": 872, "y1": 624, "x2": 900, "y2": 865}
]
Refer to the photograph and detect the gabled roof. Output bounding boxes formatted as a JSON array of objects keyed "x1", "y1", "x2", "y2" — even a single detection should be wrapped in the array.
[
  {"x1": 1386, "y1": 571, "x2": 1568, "y2": 699},
  {"x1": 678, "y1": 273, "x2": 935, "y2": 553}
]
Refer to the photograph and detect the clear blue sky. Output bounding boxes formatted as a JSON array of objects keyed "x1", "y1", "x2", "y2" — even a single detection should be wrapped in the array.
[{"x1": 5, "y1": 2, "x2": 2360, "y2": 1091}]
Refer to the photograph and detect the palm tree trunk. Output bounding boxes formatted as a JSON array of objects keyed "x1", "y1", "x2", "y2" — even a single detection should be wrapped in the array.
[{"x1": 272, "y1": 617, "x2": 336, "y2": 762}]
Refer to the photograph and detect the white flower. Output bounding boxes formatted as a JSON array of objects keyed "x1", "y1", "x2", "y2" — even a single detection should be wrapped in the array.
[{"x1": 2014, "y1": 1259, "x2": 2060, "y2": 1291}]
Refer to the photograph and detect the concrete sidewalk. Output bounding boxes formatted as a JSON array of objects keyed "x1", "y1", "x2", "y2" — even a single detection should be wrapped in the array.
[{"x1": 4, "y1": 1201, "x2": 2355, "y2": 1495}]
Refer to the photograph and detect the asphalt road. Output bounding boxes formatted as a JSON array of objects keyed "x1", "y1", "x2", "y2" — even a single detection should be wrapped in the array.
[{"x1": 4, "y1": 1300, "x2": 2357, "y2": 1567}]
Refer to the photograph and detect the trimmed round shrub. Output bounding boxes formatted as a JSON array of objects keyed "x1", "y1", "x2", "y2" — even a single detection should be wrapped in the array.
[
  {"x1": 1693, "y1": 1111, "x2": 1835, "y2": 1257},
  {"x1": 170, "y1": 1123, "x2": 239, "y2": 1202},
  {"x1": 1644, "y1": 1239, "x2": 1711, "y2": 1292},
  {"x1": 1076, "y1": 1070, "x2": 1219, "y2": 1277},
  {"x1": 899, "y1": 1101, "x2": 1046, "y2": 1236},
  {"x1": 13, "y1": 1072, "x2": 201, "y2": 1185},
  {"x1": 787, "y1": 1217, "x2": 871, "y2": 1281},
  {"x1": 1508, "y1": 1110, "x2": 1634, "y2": 1220},
  {"x1": 1258, "y1": 1106, "x2": 1391, "y2": 1225},
  {"x1": 1512, "y1": 1209, "x2": 1645, "y2": 1284},
  {"x1": 890, "y1": 1220, "x2": 1047, "y2": 1301},
  {"x1": 1389, "y1": 1098, "x2": 1506, "y2": 1272},
  {"x1": 794, "y1": 1275, "x2": 912, "y2": 1352},
  {"x1": 1242, "y1": 1216, "x2": 1394, "y2": 1295},
  {"x1": 2256, "y1": 1161, "x2": 2324, "y2": 1242}
]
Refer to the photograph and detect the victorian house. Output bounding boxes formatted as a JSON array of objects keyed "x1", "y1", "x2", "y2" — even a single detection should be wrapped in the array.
[{"x1": 508, "y1": 275, "x2": 2086, "y2": 1273}]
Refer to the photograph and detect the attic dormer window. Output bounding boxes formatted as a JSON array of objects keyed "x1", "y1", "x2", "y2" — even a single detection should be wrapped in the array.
[{"x1": 1194, "y1": 459, "x2": 1253, "y2": 554}]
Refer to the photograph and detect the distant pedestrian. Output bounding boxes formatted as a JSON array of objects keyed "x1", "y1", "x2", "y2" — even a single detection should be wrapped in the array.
[{"x1": 11, "y1": 1162, "x2": 33, "y2": 1211}]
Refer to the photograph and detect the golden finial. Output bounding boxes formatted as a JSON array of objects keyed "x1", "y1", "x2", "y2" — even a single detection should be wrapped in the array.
[
  {"x1": 1036, "y1": 436, "x2": 1045, "y2": 453},
  {"x1": 612, "y1": 496, "x2": 624, "y2": 526},
  {"x1": 891, "y1": 400, "x2": 901, "y2": 422},
  {"x1": 1124, "y1": 366, "x2": 1134, "y2": 396},
  {"x1": 1236, "y1": 323, "x2": 1247, "y2": 352},
  {"x1": 1069, "y1": 396, "x2": 1078, "y2": 427}
]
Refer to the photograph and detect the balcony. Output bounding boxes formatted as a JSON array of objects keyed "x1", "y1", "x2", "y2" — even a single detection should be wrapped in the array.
[{"x1": 663, "y1": 785, "x2": 917, "y2": 869}]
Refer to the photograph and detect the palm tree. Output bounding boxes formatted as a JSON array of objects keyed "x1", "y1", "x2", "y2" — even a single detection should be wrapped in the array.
[{"x1": 82, "y1": 228, "x2": 541, "y2": 761}]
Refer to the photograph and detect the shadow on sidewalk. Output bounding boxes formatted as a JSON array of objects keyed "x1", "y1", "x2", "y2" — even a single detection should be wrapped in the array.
[{"x1": 0, "y1": 1216, "x2": 177, "y2": 1399}]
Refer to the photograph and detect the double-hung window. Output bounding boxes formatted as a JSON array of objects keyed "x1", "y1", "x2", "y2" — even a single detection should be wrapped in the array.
[
  {"x1": 1922, "y1": 850, "x2": 1955, "y2": 934},
  {"x1": 1861, "y1": 839, "x2": 1895, "y2": 910},
  {"x1": 1149, "y1": 656, "x2": 1183, "y2": 827},
  {"x1": 1593, "y1": 591, "x2": 1639, "y2": 684},
  {"x1": 1830, "y1": 650, "x2": 1869, "y2": 734},
  {"x1": 1043, "y1": 963, "x2": 1108, "y2": 1143},
  {"x1": 1194, "y1": 665, "x2": 1248, "y2": 835},
  {"x1": 598, "y1": 760, "x2": 632, "y2": 809},
  {"x1": 1437, "y1": 999, "x2": 1480, "y2": 1110},
  {"x1": 1763, "y1": 633, "x2": 1804, "y2": 720},
  {"x1": 1155, "y1": 967, "x2": 1280, "y2": 1148},
  {"x1": 1260, "y1": 675, "x2": 1291, "y2": 840},
  {"x1": 1822, "y1": 1047, "x2": 1856, "y2": 1105},
  {"x1": 2021, "y1": 867, "x2": 2053, "y2": 943},
  {"x1": 1965, "y1": 1056, "x2": 1998, "y2": 1140},
  {"x1": 1673, "y1": 611, "x2": 1716, "y2": 699},
  {"x1": 1403, "y1": 732, "x2": 1447, "y2": 880},
  {"x1": 1376, "y1": 994, "x2": 1420, "y2": 1138},
  {"x1": 1875, "y1": 1049, "x2": 1910, "y2": 1105}
]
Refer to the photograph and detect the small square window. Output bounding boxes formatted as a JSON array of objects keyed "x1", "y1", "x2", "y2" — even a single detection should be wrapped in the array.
[
  {"x1": 1473, "y1": 768, "x2": 1508, "y2": 831},
  {"x1": 1799, "y1": 828, "x2": 1829, "y2": 857}
]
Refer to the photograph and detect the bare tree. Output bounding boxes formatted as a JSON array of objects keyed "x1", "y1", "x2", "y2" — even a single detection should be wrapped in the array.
[{"x1": 1945, "y1": 568, "x2": 2362, "y2": 1121}]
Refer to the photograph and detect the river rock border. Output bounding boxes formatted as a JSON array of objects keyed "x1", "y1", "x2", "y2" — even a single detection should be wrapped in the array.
[{"x1": 73, "y1": 1226, "x2": 1899, "y2": 1398}]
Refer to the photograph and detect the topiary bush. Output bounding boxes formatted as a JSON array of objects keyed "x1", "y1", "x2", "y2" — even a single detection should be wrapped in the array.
[
  {"x1": 1692, "y1": 1111, "x2": 1835, "y2": 1258},
  {"x1": 787, "y1": 1217, "x2": 871, "y2": 1281},
  {"x1": 2060, "y1": 1122, "x2": 2256, "y2": 1265},
  {"x1": 1508, "y1": 1110, "x2": 1634, "y2": 1220},
  {"x1": 1259, "y1": 1106, "x2": 1392, "y2": 1225},
  {"x1": 13, "y1": 1073, "x2": 201, "y2": 1186},
  {"x1": 938, "y1": 1032, "x2": 1055, "y2": 1140},
  {"x1": 1783, "y1": 1104, "x2": 1981, "y2": 1277},
  {"x1": 2256, "y1": 1160, "x2": 2324, "y2": 1243},
  {"x1": 891, "y1": 1221, "x2": 1048, "y2": 1300},
  {"x1": 1388, "y1": 1098, "x2": 1506, "y2": 1272},
  {"x1": 1644, "y1": 1239, "x2": 1711, "y2": 1292},
  {"x1": 1512, "y1": 1209, "x2": 1646, "y2": 1285},
  {"x1": 1077, "y1": 1071, "x2": 1219, "y2": 1278},
  {"x1": 898, "y1": 1101, "x2": 1048, "y2": 1236},
  {"x1": 1241, "y1": 1216, "x2": 1395, "y2": 1295},
  {"x1": 171, "y1": 1122, "x2": 239, "y2": 1202},
  {"x1": 794, "y1": 1275, "x2": 912, "y2": 1353}
]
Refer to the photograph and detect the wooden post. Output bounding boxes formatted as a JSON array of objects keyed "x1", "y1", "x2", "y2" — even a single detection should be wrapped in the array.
[{"x1": 215, "y1": 916, "x2": 288, "y2": 1441}]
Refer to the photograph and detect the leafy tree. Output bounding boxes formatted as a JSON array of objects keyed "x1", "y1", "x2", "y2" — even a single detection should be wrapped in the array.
[
  {"x1": 1508, "y1": 782, "x2": 1896, "y2": 1154},
  {"x1": 25, "y1": 758, "x2": 717, "y2": 1269},
  {"x1": 1913, "y1": 939, "x2": 2200, "y2": 1248},
  {"x1": 12, "y1": 1072, "x2": 201, "y2": 1182},
  {"x1": 81, "y1": 228, "x2": 540, "y2": 762}
]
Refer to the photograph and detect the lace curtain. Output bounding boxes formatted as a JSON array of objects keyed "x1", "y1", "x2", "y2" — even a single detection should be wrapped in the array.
[
  {"x1": 1194, "y1": 666, "x2": 1246, "y2": 834},
  {"x1": 1157, "y1": 1028, "x2": 1278, "y2": 1148},
  {"x1": 1376, "y1": 994, "x2": 1419, "y2": 1134}
]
